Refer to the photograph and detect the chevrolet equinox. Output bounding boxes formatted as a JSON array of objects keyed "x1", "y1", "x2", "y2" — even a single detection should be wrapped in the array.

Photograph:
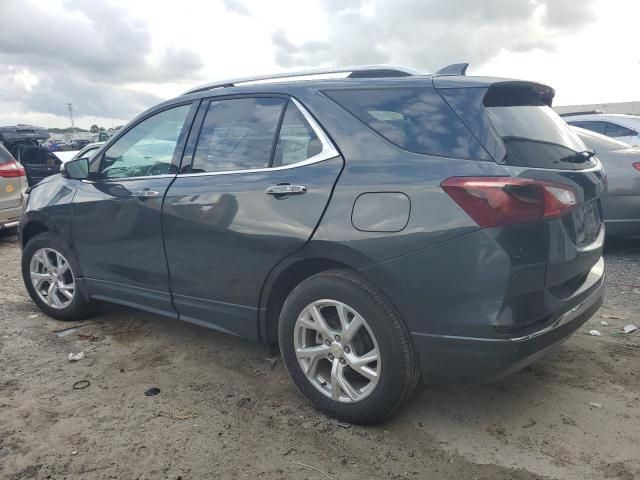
[{"x1": 20, "y1": 65, "x2": 606, "y2": 424}]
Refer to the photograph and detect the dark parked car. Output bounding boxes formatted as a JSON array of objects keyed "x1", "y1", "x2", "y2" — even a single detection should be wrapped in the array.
[
  {"x1": 0, "y1": 125, "x2": 61, "y2": 186},
  {"x1": 571, "y1": 126, "x2": 640, "y2": 237},
  {"x1": 19, "y1": 65, "x2": 606, "y2": 424}
]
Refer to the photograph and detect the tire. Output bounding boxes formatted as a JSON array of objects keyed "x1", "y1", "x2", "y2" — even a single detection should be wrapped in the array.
[
  {"x1": 21, "y1": 232, "x2": 92, "y2": 321},
  {"x1": 278, "y1": 269, "x2": 420, "y2": 424}
]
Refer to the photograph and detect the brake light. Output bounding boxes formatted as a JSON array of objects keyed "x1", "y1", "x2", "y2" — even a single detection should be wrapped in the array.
[
  {"x1": 0, "y1": 159, "x2": 26, "y2": 178},
  {"x1": 633, "y1": 162, "x2": 640, "y2": 171},
  {"x1": 441, "y1": 177, "x2": 578, "y2": 228}
]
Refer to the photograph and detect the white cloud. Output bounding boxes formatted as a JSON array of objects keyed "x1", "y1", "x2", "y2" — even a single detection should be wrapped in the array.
[{"x1": 0, "y1": 0, "x2": 637, "y2": 129}]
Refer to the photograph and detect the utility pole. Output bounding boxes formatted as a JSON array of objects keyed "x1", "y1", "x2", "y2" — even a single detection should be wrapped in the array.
[{"x1": 67, "y1": 103, "x2": 74, "y2": 129}]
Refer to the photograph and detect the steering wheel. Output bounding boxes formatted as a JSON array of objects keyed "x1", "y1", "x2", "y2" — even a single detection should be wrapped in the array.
[{"x1": 146, "y1": 162, "x2": 174, "y2": 176}]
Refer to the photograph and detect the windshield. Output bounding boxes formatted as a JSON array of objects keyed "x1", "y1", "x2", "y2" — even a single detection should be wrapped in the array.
[{"x1": 487, "y1": 105, "x2": 597, "y2": 170}]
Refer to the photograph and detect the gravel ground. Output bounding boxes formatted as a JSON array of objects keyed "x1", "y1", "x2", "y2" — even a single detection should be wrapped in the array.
[{"x1": 1, "y1": 230, "x2": 639, "y2": 480}]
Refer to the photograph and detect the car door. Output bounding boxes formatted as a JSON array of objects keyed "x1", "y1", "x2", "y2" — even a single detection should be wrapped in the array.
[
  {"x1": 163, "y1": 96, "x2": 343, "y2": 339},
  {"x1": 71, "y1": 102, "x2": 197, "y2": 315}
]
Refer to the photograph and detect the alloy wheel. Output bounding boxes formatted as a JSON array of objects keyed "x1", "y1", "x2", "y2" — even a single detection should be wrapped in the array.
[
  {"x1": 294, "y1": 299, "x2": 381, "y2": 403},
  {"x1": 29, "y1": 248, "x2": 75, "y2": 309}
]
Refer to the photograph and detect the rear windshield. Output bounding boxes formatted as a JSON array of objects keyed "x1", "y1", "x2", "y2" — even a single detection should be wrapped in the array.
[
  {"x1": 324, "y1": 87, "x2": 488, "y2": 159},
  {"x1": 487, "y1": 105, "x2": 597, "y2": 170}
]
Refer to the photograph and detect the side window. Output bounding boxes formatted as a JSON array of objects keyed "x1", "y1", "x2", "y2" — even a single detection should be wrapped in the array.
[
  {"x1": 604, "y1": 122, "x2": 637, "y2": 138},
  {"x1": 568, "y1": 121, "x2": 607, "y2": 135},
  {"x1": 273, "y1": 102, "x2": 322, "y2": 166},
  {"x1": 325, "y1": 87, "x2": 487, "y2": 159},
  {"x1": 99, "y1": 104, "x2": 190, "y2": 179},
  {"x1": 191, "y1": 97, "x2": 285, "y2": 173}
]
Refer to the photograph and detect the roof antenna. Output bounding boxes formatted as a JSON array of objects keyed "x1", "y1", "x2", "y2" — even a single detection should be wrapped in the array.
[{"x1": 435, "y1": 63, "x2": 469, "y2": 76}]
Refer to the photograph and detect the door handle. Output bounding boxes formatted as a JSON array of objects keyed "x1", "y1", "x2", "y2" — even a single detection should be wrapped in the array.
[
  {"x1": 265, "y1": 184, "x2": 307, "y2": 195},
  {"x1": 132, "y1": 189, "x2": 161, "y2": 198}
]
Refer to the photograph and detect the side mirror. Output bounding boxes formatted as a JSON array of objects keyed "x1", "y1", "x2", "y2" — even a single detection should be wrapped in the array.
[{"x1": 61, "y1": 157, "x2": 90, "y2": 180}]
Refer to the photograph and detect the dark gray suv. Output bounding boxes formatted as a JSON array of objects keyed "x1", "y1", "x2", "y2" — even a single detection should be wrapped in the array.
[{"x1": 20, "y1": 65, "x2": 605, "y2": 424}]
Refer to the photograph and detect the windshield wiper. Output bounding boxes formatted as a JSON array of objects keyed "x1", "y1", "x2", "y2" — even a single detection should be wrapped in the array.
[{"x1": 561, "y1": 150, "x2": 596, "y2": 163}]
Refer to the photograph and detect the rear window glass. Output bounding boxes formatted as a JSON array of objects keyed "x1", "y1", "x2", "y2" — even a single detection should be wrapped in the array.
[
  {"x1": 487, "y1": 105, "x2": 597, "y2": 170},
  {"x1": 325, "y1": 87, "x2": 487, "y2": 159}
]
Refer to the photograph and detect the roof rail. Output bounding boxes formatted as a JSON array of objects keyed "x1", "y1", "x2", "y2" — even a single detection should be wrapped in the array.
[
  {"x1": 435, "y1": 63, "x2": 469, "y2": 76},
  {"x1": 182, "y1": 65, "x2": 423, "y2": 95}
]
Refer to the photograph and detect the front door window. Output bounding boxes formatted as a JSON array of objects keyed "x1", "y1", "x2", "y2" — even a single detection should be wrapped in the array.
[{"x1": 98, "y1": 104, "x2": 191, "y2": 179}]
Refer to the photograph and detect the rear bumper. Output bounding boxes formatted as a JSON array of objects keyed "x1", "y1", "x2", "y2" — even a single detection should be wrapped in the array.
[
  {"x1": 0, "y1": 206, "x2": 21, "y2": 229},
  {"x1": 412, "y1": 259, "x2": 604, "y2": 384},
  {"x1": 605, "y1": 219, "x2": 640, "y2": 237}
]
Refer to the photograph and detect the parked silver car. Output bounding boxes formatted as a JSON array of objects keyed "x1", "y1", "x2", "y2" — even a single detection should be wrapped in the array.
[
  {"x1": 571, "y1": 126, "x2": 640, "y2": 237},
  {"x1": 0, "y1": 143, "x2": 27, "y2": 232}
]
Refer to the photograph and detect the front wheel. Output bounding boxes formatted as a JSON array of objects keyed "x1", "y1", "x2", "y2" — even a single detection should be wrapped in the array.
[
  {"x1": 21, "y1": 232, "x2": 92, "y2": 321},
  {"x1": 278, "y1": 270, "x2": 419, "y2": 424}
]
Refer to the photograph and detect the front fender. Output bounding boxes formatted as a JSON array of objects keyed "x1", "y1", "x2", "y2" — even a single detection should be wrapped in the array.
[{"x1": 20, "y1": 176, "x2": 79, "y2": 267}]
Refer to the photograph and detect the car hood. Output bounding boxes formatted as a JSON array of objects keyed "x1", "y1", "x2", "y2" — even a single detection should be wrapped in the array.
[{"x1": 26, "y1": 172, "x2": 62, "y2": 192}]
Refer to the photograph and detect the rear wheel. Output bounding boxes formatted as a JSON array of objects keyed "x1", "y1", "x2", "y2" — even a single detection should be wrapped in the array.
[
  {"x1": 22, "y1": 233, "x2": 91, "y2": 321},
  {"x1": 278, "y1": 269, "x2": 419, "y2": 424}
]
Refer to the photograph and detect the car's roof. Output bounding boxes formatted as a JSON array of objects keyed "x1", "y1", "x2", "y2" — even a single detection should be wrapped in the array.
[
  {"x1": 186, "y1": 75, "x2": 534, "y2": 96},
  {"x1": 126, "y1": 67, "x2": 554, "y2": 134},
  {"x1": 180, "y1": 68, "x2": 544, "y2": 101}
]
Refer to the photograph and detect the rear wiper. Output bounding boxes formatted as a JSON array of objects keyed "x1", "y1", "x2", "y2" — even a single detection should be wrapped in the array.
[{"x1": 561, "y1": 150, "x2": 596, "y2": 163}]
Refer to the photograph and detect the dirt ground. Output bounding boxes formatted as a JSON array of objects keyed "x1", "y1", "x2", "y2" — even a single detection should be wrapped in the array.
[{"x1": 1, "y1": 230, "x2": 639, "y2": 480}]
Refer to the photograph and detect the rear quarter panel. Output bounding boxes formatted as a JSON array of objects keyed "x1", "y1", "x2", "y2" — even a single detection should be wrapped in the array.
[{"x1": 292, "y1": 87, "x2": 509, "y2": 266}]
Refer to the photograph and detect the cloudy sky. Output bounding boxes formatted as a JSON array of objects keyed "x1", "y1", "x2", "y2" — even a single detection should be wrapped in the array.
[{"x1": 1, "y1": 0, "x2": 638, "y2": 129}]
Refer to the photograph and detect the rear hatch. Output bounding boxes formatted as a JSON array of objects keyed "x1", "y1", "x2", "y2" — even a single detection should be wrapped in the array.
[
  {"x1": 438, "y1": 80, "x2": 605, "y2": 333},
  {"x1": 0, "y1": 125, "x2": 49, "y2": 143},
  {"x1": 482, "y1": 82, "x2": 605, "y2": 286}
]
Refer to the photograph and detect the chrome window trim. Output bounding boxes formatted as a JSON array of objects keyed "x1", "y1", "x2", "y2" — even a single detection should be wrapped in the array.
[
  {"x1": 81, "y1": 174, "x2": 176, "y2": 184},
  {"x1": 177, "y1": 97, "x2": 340, "y2": 178}
]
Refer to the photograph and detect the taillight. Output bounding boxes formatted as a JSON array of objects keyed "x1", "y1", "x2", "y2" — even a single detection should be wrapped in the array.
[
  {"x1": 441, "y1": 177, "x2": 578, "y2": 228},
  {"x1": 0, "y1": 160, "x2": 26, "y2": 178},
  {"x1": 633, "y1": 162, "x2": 640, "y2": 171}
]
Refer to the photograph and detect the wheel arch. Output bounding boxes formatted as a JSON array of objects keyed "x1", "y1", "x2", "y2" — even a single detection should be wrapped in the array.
[
  {"x1": 261, "y1": 257, "x2": 352, "y2": 345},
  {"x1": 21, "y1": 220, "x2": 50, "y2": 248},
  {"x1": 258, "y1": 241, "x2": 391, "y2": 345}
]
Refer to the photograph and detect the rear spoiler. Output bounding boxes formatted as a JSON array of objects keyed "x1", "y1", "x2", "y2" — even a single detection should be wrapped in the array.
[{"x1": 483, "y1": 81, "x2": 555, "y2": 107}]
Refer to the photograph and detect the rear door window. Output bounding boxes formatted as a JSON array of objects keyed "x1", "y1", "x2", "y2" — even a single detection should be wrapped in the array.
[
  {"x1": 568, "y1": 121, "x2": 607, "y2": 135},
  {"x1": 191, "y1": 97, "x2": 286, "y2": 172},
  {"x1": 324, "y1": 87, "x2": 488, "y2": 159},
  {"x1": 273, "y1": 102, "x2": 321, "y2": 167},
  {"x1": 604, "y1": 122, "x2": 637, "y2": 138}
]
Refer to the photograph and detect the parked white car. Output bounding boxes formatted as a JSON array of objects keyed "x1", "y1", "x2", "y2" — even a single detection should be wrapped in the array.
[
  {"x1": 562, "y1": 113, "x2": 640, "y2": 146},
  {"x1": 54, "y1": 142, "x2": 104, "y2": 163}
]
